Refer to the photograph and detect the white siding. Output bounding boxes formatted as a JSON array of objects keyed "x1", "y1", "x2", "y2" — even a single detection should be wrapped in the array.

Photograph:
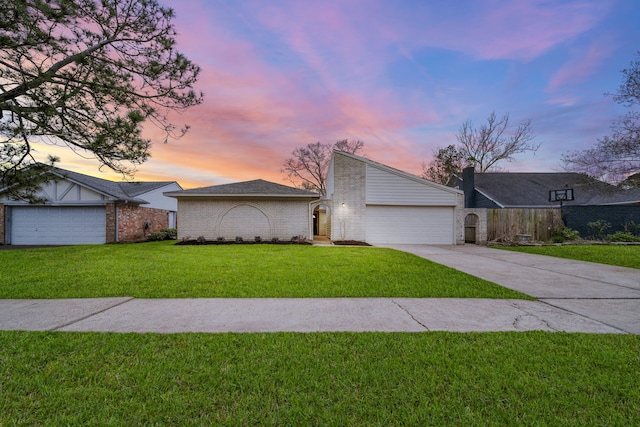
[
  {"x1": 141, "y1": 183, "x2": 180, "y2": 210},
  {"x1": 366, "y1": 165, "x2": 458, "y2": 206},
  {"x1": 365, "y1": 206, "x2": 454, "y2": 244},
  {"x1": 10, "y1": 206, "x2": 106, "y2": 245},
  {"x1": 0, "y1": 179, "x2": 106, "y2": 204}
]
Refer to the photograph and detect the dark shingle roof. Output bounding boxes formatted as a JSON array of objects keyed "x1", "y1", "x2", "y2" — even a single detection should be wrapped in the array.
[
  {"x1": 165, "y1": 179, "x2": 319, "y2": 198},
  {"x1": 52, "y1": 167, "x2": 176, "y2": 203},
  {"x1": 472, "y1": 172, "x2": 640, "y2": 206}
]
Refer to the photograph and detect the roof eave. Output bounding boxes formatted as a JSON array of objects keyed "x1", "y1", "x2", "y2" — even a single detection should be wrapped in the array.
[{"x1": 164, "y1": 192, "x2": 319, "y2": 199}]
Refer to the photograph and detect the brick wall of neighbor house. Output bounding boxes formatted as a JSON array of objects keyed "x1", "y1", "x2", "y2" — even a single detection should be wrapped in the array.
[
  {"x1": 117, "y1": 204, "x2": 171, "y2": 242},
  {"x1": 330, "y1": 153, "x2": 367, "y2": 241},
  {"x1": 177, "y1": 199, "x2": 311, "y2": 241},
  {"x1": 0, "y1": 203, "x2": 5, "y2": 244},
  {"x1": 105, "y1": 203, "x2": 117, "y2": 243}
]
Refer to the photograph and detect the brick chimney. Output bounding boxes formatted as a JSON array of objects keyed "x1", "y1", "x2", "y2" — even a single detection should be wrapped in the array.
[{"x1": 462, "y1": 166, "x2": 475, "y2": 208}]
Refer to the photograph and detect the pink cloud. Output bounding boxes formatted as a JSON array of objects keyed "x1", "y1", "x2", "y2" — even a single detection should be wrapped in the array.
[
  {"x1": 373, "y1": 0, "x2": 613, "y2": 61},
  {"x1": 32, "y1": 0, "x2": 623, "y2": 189},
  {"x1": 546, "y1": 42, "x2": 612, "y2": 96}
]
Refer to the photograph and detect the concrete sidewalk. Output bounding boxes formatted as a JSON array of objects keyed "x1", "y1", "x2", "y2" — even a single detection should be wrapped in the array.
[{"x1": 0, "y1": 297, "x2": 625, "y2": 334}]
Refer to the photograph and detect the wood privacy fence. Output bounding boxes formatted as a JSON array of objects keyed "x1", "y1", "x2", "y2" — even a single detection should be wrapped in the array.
[{"x1": 487, "y1": 208, "x2": 564, "y2": 242}]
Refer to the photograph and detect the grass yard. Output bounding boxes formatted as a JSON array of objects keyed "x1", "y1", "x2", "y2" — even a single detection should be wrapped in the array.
[
  {"x1": 1, "y1": 331, "x2": 638, "y2": 425},
  {"x1": 495, "y1": 244, "x2": 640, "y2": 270},
  {"x1": 0, "y1": 241, "x2": 529, "y2": 299}
]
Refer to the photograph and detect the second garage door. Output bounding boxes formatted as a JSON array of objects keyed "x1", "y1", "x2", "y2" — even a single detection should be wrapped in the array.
[
  {"x1": 365, "y1": 205, "x2": 454, "y2": 244},
  {"x1": 10, "y1": 206, "x2": 107, "y2": 245}
]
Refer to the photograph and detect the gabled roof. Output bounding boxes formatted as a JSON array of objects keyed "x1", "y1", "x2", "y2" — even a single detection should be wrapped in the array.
[
  {"x1": 164, "y1": 179, "x2": 319, "y2": 198},
  {"x1": 332, "y1": 150, "x2": 463, "y2": 195},
  {"x1": 467, "y1": 171, "x2": 640, "y2": 207},
  {"x1": 50, "y1": 167, "x2": 179, "y2": 204}
]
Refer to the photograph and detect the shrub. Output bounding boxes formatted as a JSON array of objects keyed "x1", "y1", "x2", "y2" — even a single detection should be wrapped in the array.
[
  {"x1": 587, "y1": 220, "x2": 611, "y2": 240},
  {"x1": 606, "y1": 232, "x2": 640, "y2": 242},
  {"x1": 623, "y1": 219, "x2": 640, "y2": 236},
  {"x1": 551, "y1": 227, "x2": 580, "y2": 243},
  {"x1": 147, "y1": 228, "x2": 177, "y2": 241}
]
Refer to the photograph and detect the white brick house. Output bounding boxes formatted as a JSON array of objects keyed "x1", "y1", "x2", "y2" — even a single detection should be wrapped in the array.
[
  {"x1": 164, "y1": 180, "x2": 319, "y2": 241},
  {"x1": 166, "y1": 151, "x2": 464, "y2": 245},
  {"x1": 326, "y1": 151, "x2": 464, "y2": 244}
]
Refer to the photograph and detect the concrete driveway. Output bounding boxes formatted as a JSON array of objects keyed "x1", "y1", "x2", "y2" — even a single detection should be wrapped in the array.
[{"x1": 383, "y1": 244, "x2": 640, "y2": 334}]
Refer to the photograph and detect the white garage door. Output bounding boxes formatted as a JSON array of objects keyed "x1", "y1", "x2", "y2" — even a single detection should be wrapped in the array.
[
  {"x1": 11, "y1": 206, "x2": 106, "y2": 245},
  {"x1": 365, "y1": 205, "x2": 454, "y2": 244}
]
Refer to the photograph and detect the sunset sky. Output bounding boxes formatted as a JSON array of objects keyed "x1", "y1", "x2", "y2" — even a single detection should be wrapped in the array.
[{"x1": 36, "y1": 0, "x2": 640, "y2": 189}]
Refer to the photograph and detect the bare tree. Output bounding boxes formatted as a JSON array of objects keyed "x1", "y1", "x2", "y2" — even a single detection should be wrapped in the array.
[
  {"x1": 562, "y1": 52, "x2": 640, "y2": 183},
  {"x1": 0, "y1": 0, "x2": 203, "y2": 196},
  {"x1": 282, "y1": 139, "x2": 364, "y2": 195},
  {"x1": 420, "y1": 144, "x2": 468, "y2": 185},
  {"x1": 457, "y1": 111, "x2": 538, "y2": 172}
]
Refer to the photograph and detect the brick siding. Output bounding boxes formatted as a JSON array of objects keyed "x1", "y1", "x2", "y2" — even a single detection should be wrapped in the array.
[
  {"x1": 0, "y1": 203, "x2": 5, "y2": 244},
  {"x1": 330, "y1": 153, "x2": 367, "y2": 241},
  {"x1": 177, "y1": 199, "x2": 310, "y2": 241},
  {"x1": 117, "y1": 204, "x2": 171, "y2": 242},
  {"x1": 106, "y1": 203, "x2": 116, "y2": 243}
]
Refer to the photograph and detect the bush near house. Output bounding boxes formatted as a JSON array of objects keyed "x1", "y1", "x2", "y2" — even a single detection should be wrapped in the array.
[
  {"x1": 606, "y1": 231, "x2": 640, "y2": 242},
  {"x1": 147, "y1": 228, "x2": 177, "y2": 241}
]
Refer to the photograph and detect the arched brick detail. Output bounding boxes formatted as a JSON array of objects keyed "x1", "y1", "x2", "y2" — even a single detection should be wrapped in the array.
[{"x1": 217, "y1": 203, "x2": 274, "y2": 240}]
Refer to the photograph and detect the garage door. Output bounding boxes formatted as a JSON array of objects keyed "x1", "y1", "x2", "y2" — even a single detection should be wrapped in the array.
[
  {"x1": 10, "y1": 206, "x2": 106, "y2": 245},
  {"x1": 365, "y1": 205, "x2": 454, "y2": 244}
]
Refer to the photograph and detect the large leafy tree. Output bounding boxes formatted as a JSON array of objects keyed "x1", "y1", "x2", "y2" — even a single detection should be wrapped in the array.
[
  {"x1": 421, "y1": 144, "x2": 468, "y2": 185},
  {"x1": 0, "y1": 0, "x2": 202, "y2": 194},
  {"x1": 282, "y1": 139, "x2": 364, "y2": 195},
  {"x1": 562, "y1": 52, "x2": 640, "y2": 184}
]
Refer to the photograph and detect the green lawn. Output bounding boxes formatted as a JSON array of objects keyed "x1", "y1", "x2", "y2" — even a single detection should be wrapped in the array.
[
  {"x1": 0, "y1": 241, "x2": 529, "y2": 299},
  {"x1": 495, "y1": 244, "x2": 640, "y2": 269},
  {"x1": 1, "y1": 331, "x2": 638, "y2": 425},
  {"x1": 3, "y1": 243, "x2": 636, "y2": 425}
]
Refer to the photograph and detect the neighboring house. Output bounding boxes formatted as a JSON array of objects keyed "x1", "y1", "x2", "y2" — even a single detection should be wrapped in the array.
[
  {"x1": 454, "y1": 167, "x2": 640, "y2": 208},
  {"x1": 164, "y1": 179, "x2": 319, "y2": 241},
  {"x1": 326, "y1": 151, "x2": 464, "y2": 245},
  {"x1": 0, "y1": 167, "x2": 181, "y2": 245}
]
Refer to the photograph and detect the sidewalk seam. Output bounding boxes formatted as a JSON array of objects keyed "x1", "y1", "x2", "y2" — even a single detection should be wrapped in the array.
[
  {"x1": 537, "y1": 299, "x2": 629, "y2": 334},
  {"x1": 50, "y1": 297, "x2": 135, "y2": 332},
  {"x1": 391, "y1": 299, "x2": 429, "y2": 331}
]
